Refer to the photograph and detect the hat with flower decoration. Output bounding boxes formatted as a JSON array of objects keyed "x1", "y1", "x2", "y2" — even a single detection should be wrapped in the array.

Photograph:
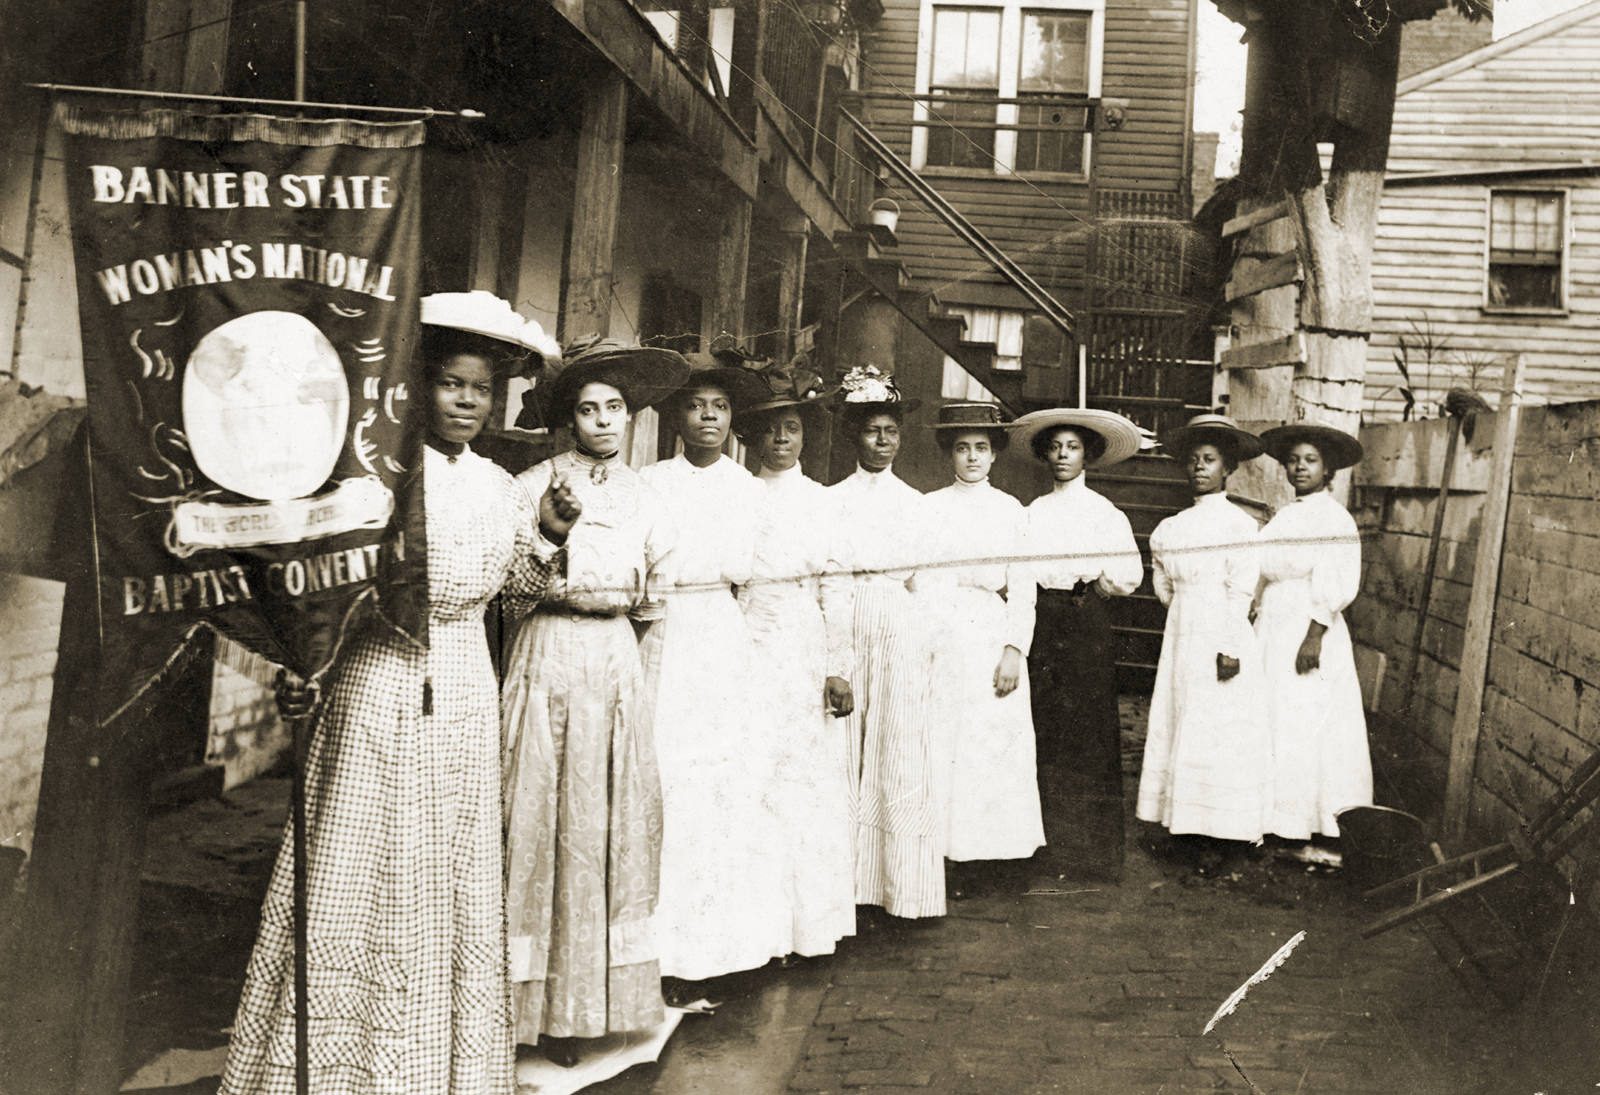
[{"x1": 836, "y1": 364, "x2": 921, "y2": 418}]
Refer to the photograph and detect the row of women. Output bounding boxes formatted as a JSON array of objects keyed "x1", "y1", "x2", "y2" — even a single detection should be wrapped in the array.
[{"x1": 218, "y1": 291, "x2": 1372, "y2": 1095}]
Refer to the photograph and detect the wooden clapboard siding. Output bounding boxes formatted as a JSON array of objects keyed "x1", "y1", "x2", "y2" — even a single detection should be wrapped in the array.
[
  {"x1": 859, "y1": 0, "x2": 1192, "y2": 305},
  {"x1": 1387, "y1": 3, "x2": 1600, "y2": 175},
  {"x1": 1365, "y1": 180, "x2": 1600, "y2": 421},
  {"x1": 1366, "y1": 5, "x2": 1600, "y2": 420}
]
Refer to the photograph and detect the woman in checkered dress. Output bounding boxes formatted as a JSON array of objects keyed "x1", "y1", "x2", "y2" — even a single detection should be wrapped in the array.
[{"x1": 221, "y1": 295, "x2": 575, "y2": 1095}]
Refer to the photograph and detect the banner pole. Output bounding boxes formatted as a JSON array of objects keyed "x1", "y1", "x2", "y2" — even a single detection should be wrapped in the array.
[
  {"x1": 26, "y1": 83, "x2": 483, "y2": 118},
  {"x1": 294, "y1": 2, "x2": 308, "y2": 103},
  {"x1": 292, "y1": 705, "x2": 311, "y2": 1095}
]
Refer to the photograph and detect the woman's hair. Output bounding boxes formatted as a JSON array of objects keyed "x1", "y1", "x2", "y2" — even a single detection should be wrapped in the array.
[
  {"x1": 1190, "y1": 437, "x2": 1241, "y2": 475},
  {"x1": 936, "y1": 427, "x2": 1009, "y2": 455},
  {"x1": 420, "y1": 326, "x2": 527, "y2": 381},
  {"x1": 1031, "y1": 424, "x2": 1104, "y2": 463}
]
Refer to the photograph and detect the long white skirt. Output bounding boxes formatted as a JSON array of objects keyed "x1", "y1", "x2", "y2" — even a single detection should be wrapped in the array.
[
  {"x1": 742, "y1": 582, "x2": 855, "y2": 956},
  {"x1": 1255, "y1": 578, "x2": 1373, "y2": 839},
  {"x1": 847, "y1": 580, "x2": 944, "y2": 919},
  {"x1": 639, "y1": 586, "x2": 786, "y2": 980},
  {"x1": 930, "y1": 587, "x2": 1044, "y2": 861},
  {"x1": 1137, "y1": 585, "x2": 1271, "y2": 842}
]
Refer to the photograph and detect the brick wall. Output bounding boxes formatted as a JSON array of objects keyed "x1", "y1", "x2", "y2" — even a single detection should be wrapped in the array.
[
  {"x1": 0, "y1": 573, "x2": 64, "y2": 860},
  {"x1": 0, "y1": 590, "x2": 287, "y2": 865},
  {"x1": 206, "y1": 638, "x2": 289, "y2": 789},
  {"x1": 1398, "y1": 4, "x2": 1493, "y2": 81},
  {"x1": 1350, "y1": 399, "x2": 1600, "y2": 901}
]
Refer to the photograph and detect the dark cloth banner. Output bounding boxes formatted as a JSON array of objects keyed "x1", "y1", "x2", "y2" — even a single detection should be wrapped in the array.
[{"x1": 56, "y1": 104, "x2": 428, "y2": 727}]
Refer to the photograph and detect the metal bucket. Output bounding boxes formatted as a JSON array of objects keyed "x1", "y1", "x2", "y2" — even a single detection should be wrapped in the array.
[{"x1": 1335, "y1": 805, "x2": 1432, "y2": 893}]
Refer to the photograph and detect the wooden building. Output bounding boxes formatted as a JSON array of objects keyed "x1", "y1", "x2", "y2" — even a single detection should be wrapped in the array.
[
  {"x1": 851, "y1": 0, "x2": 1215, "y2": 478},
  {"x1": 1365, "y1": 0, "x2": 1600, "y2": 421}
]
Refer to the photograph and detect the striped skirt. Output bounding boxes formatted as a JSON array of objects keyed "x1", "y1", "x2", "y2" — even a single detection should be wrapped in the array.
[{"x1": 847, "y1": 579, "x2": 944, "y2": 919}]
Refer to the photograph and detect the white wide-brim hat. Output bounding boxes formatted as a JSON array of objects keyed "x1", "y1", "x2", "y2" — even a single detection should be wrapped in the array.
[
  {"x1": 420, "y1": 290, "x2": 561, "y2": 363},
  {"x1": 1009, "y1": 408, "x2": 1143, "y2": 468}
]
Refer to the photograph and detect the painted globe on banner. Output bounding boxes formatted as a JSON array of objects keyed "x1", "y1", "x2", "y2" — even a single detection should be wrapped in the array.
[{"x1": 182, "y1": 311, "x2": 350, "y2": 501}]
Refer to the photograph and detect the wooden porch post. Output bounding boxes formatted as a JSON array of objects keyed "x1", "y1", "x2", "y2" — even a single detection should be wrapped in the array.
[
  {"x1": 774, "y1": 224, "x2": 808, "y2": 359},
  {"x1": 707, "y1": 192, "x2": 752, "y2": 348},
  {"x1": 562, "y1": 72, "x2": 629, "y2": 342}
]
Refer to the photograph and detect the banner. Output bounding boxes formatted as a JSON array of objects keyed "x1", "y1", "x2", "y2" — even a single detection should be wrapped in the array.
[{"x1": 57, "y1": 104, "x2": 428, "y2": 727}]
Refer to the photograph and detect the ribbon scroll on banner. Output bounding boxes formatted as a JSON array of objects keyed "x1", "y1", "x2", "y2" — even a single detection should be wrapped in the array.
[{"x1": 57, "y1": 105, "x2": 429, "y2": 727}]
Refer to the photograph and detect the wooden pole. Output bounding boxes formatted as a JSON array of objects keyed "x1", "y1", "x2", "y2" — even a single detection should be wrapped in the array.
[
  {"x1": 561, "y1": 73, "x2": 628, "y2": 342},
  {"x1": 1443, "y1": 355, "x2": 1525, "y2": 845},
  {"x1": 1399, "y1": 412, "x2": 1463, "y2": 722}
]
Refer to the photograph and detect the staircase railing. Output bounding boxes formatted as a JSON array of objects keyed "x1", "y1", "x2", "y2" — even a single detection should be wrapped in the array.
[{"x1": 841, "y1": 107, "x2": 1077, "y2": 337}]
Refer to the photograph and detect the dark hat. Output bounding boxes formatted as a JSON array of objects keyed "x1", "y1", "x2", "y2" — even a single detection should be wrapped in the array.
[
  {"x1": 1161, "y1": 412, "x2": 1263, "y2": 462},
  {"x1": 929, "y1": 401, "x2": 1007, "y2": 430},
  {"x1": 739, "y1": 355, "x2": 835, "y2": 417},
  {"x1": 669, "y1": 352, "x2": 771, "y2": 412},
  {"x1": 1009, "y1": 407, "x2": 1143, "y2": 468},
  {"x1": 707, "y1": 332, "x2": 761, "y2": 364},
  {"x1": 1259, "y1": 423, "x2": 1364, "y2": 471},
  {"x1": 522, "y1": 336, "x2": 690, "y2": 428},
  {"x1": 836, "y1": 364, "x2": 921, "y2": 417}
]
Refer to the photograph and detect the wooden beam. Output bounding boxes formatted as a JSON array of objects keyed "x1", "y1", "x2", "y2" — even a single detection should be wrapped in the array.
[
  {"x1": 1224, "y1": 250, "x2": 1302, "y2": 302},
  {"x1": 1221, "y1": 199, "x2": 1291, "y2": 238},
  {"x1": 1217, "y1": 331, "x2": 1305, "y2": 370},
  {"x1": 707, "y1": 194, "x2": 753, "y2": 345},
  {"x1": 562, "y1": 72, "x2": 628, "y2": 342},
  {"x1": 1444, "y1": 354, "x2": 1526, "y2": 844},
  {"x1": 774, "y1": 230, "x2": 808, "y2": 359}
]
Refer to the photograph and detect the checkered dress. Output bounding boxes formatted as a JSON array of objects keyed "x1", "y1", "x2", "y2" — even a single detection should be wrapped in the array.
[{"x1": 221, "y1": 447, "x2": 559, "y2": 1095}]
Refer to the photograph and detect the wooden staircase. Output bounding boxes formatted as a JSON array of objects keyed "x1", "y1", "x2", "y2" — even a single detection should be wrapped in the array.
[{"x1": 1089, "y1": 452, "x2": 1190, "y2": 693}]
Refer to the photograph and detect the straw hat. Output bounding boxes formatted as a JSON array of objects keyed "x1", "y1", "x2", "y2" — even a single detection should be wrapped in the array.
[
  {"x1": 1258, "y1": 423, "x2": 1364, "y2": 471},
  {"x1": 928, "y1": 401, "x2": 1010, "y2": 444},
  {"x1": 420, "y1": 291, "x2": 560, "y2": 362},
  {"x1": 527, "y1": 336, "x2": 690, "y2": 428},
  {"x1": 1009, "y1": 407, "x2": 1143, "y2": 468},
  {"x1": 1160, "y1": 412, "x2": 1263, "y2": 462}
]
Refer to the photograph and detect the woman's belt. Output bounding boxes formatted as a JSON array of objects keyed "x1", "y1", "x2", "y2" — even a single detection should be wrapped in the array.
[
  {"x1": 536, "y1": 600, "x2": 628, "y2": 619},
  {"x1": 1038, "y1": 580, "x2": 1097, "y2": 601}
]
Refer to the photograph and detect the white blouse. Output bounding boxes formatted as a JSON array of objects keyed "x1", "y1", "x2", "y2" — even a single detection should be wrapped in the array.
[
  {"x1": 828, "y1": 465, "x2": 927, "y2": 588},
  {"x1": 922, "y1": 478, "x2": 1036, "y2": 654},
  {"x1": 515, "y1": 448, "x2": 671, "y2": 619},
  {"x1": 748, "y1": 463, "x2": 855, "y2": 677},
  {"x1": 1025, "y1": 476, "x2": 1144, "y2": 597},
  {"x1": 1256, "y1": 490, "x2": 1361, "y2": 627},
  {"x1": 1149, "y1": 491, "x2": 1260, "y2": 660},
  {"x1": 639, "y1": 453, "x2": 761, "y2": 595}
]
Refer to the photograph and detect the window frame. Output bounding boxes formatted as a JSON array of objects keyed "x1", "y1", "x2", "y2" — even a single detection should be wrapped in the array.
[
  {"x1": 911, "y1": 0, "x2": 1104, "y2": 181},
  {"x1": 1482, "y1": 187, "x2": 1570, "y2": 316}
]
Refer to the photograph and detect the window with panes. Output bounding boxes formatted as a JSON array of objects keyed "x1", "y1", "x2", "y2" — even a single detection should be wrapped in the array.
[
  {"x1": 1487, "y1": 190, "x2": 1565, "y2": 311},
  {"x1": 927, "y1": 7, "x2": 1003, "y2": 169}
]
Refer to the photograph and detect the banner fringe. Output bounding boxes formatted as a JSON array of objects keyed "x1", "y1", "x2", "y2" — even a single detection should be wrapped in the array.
[{"x1": 52, "y1": 103, "x2": 426, "y2": 148}]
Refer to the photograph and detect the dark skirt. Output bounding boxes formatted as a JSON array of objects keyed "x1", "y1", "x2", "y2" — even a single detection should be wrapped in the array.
[{"x1": 1028, "y1": 584, "x2": 1125, "y2": 881}]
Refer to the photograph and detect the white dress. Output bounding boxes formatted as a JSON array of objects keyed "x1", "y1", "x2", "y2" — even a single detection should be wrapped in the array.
[
  {"x1": 922, "y1": 478, "x2": 1044, "y2": 862},
  {"x1": 1137, "y1": 492, "x2": 1271, "y2": 842},
  {"x1": 1254, "y1": 490, "x2": 1373, "y2": 839},
  {"x1": 830, "y1": 466, "x2": 944, "y2": 919},
  {"x1": 741, "y1": 463, "x2": 856, "y2": 956},
  {"x1": 638, "y1": 453, "x2": 786, "y2": 979}
]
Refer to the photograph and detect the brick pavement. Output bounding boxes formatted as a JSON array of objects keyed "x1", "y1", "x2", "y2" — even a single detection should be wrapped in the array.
[{"x1": 785, "y1": 849, "x2": 1519, "y2": 1095}]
